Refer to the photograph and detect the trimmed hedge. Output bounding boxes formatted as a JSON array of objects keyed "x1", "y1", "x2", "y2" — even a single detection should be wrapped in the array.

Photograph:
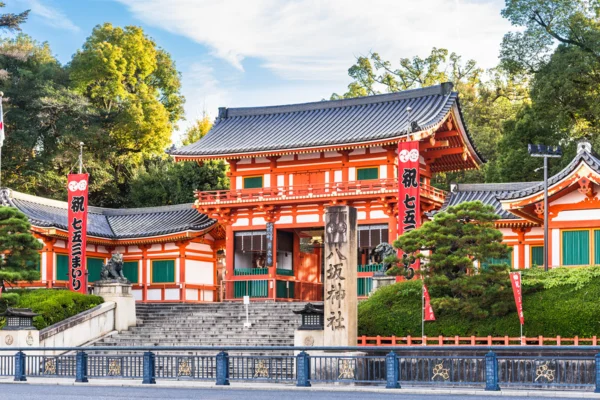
[
  {"x1": 358, "y1": 267, "x2": 600, "y2": 337},
  {"x1": 1, "y1": 289, "x2": 104, "y2": 330}
]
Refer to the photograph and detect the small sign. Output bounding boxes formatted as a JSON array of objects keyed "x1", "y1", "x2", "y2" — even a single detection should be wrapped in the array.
[{"x1": 243, "y1": 295, "x2": 250, "y2": 305}]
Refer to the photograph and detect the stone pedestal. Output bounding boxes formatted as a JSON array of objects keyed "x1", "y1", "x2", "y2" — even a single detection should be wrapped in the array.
[
  {"x1": 370, "y1": 275, "x2": 396, "y2": 296},
  {"x1": 0, "y1": 329, "x2": 39, "y2": 348},
  {"x1": 324, "y1": 206, "x2": 357, "y2": 347},
  {"x1": 93, "y1": 282, "x2": 136, "y2": 332}
]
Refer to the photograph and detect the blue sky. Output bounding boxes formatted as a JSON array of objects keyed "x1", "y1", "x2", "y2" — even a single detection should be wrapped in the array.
[{"x1": 4, "y1": 0, "x2": 512, "y2": 142}]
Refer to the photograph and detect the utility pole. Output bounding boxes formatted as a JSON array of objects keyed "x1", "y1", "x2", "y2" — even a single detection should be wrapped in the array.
[{"x1": 528, "y1": 144, "x2": 562, "y2": 272}]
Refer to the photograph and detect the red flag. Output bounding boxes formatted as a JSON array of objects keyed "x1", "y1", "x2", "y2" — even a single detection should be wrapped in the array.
[
  {"x1": 67, "y1": 173, "x2": 89, "y2": 294},
  {"x1": 423, "y1": 284, "x2": 435, "y2": 321},
  {"x1": 510, "y1": 272, "x2": 524, "y2": 325},
  {"x1": 398, "y1": 141, "x2": 421, "y2": 278}
]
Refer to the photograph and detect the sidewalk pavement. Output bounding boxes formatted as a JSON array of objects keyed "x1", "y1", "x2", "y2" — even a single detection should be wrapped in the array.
[{"x1": 1, "y1": 377, "x2": 600, "y2": 398}]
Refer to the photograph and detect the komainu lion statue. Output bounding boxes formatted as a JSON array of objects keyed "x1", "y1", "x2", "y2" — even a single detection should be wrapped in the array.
[
  {"x1": 100, "y1": 253, "x2": 128, "y2": 283},
  {"x1": 370, "y1": 243, "x2": 396, "y2": 271}
]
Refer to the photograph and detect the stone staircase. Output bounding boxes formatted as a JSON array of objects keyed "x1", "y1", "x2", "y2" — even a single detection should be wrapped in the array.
[{"x1": 92, "y1": 302, "x2": 316, "y2": 355}]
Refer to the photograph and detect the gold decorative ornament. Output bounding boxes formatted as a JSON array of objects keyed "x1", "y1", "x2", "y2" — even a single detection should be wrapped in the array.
[
  {"x1": 535, "y1": 362, "x2": 555, "y2": 382},
  {"x1": 107, "y1": 359, "x2": 122, "y2": 376},
  {"x1": 253, "y1": 360, "x2": 269, "y2": 378},
  {"x1": 432, "y1": 362, "x2": 450, "y2": 381},
  {"x1": 44, "y1": 358, "x2": 57, "y2": 375},
  {"x1": 178, "y1": 358, "x2": 192, "y2": 377},
  {"x1": 338, "y1": 359, "x2": 355, "y2": 379},
  {"x1": 303, "y1": 336, "x2": 315, "y2": 346},
  {"x1": 4, "y1": 335, "x2": 13, "y2": 345}
]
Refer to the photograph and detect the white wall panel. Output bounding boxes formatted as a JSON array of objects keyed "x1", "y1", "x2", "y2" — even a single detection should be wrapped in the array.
[
  {"x1": 165, "y1": 289, "x2": 180, "y2": 301},
  {"x1": 185, "y1": 260, "x2": 215, "y2": 284},
  {"x1": 296, "y1": 214, "x2": 319, "y2": 223},
  {"x1": 147, "y1": 289, "x2": 161, "y2": 301},
  {"x1": 552, "y1": 229, "x2": 560, "y2": 266}
]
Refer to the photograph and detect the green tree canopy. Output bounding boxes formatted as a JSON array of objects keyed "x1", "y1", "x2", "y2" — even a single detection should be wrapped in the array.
[
  {"x1": 0, "y1": 2, "x2": 29, "y2": 32},
  {"x1": 392, "y1": 201, "x2": 509, "y2": 279},
  {"x1": 0, "y1": 207, "x2": 41, "y2": 292},
  {"x1": 70, "y1": 23, "x2": 185, "y2": 158},
  {"x1": 182, "y1": 113, "x2": 212, "y2": 146}
]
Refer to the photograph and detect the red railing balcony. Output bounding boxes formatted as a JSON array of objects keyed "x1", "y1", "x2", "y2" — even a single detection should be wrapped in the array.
[{"x1": 194, "y1": 179, "x2": 446, "y2": 206}]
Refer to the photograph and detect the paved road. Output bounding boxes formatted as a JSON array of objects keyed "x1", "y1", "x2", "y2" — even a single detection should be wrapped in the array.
[{"x1": 0, "y1": 384, "x2": 592, "y2": 400}]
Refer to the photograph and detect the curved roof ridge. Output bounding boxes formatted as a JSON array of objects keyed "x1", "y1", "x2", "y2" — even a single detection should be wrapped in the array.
[{"x1": 224, "y1": 83, "x2": 453, "y2": 118}]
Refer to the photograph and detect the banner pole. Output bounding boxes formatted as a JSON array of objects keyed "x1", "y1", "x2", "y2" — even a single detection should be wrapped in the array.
[
  {"x1": 421, "y1": 281, "x2": 425, "y2": 343},
  {"x1": 79, "y1": 142, "x2": 83, "y2": 174}
]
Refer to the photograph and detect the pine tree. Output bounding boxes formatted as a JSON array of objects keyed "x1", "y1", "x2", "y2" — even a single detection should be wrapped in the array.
[{"x1": 0, "y1": 207, "x2": 41, "y2": 293}]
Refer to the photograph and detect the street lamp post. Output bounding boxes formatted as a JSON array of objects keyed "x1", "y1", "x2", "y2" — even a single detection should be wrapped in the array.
[{"x1": 528, "y1": 144, "x2": 562, "y2": 272}]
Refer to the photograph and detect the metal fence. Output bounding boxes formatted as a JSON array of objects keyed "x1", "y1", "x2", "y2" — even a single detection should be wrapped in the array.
[{"x1": 3, "y1": 346, "x2": 600, "y2": 392}]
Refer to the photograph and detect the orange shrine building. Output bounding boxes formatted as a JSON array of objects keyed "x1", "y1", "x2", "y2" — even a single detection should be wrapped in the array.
[{"x1": 6, "y1": 83, "x2": 599, "y2": 303}]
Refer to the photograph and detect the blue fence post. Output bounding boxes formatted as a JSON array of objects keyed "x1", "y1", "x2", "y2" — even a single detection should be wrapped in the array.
[
  {"x1": 595, "y1": 353, "x2": 600, "y2": 393},
  {"x1": 216, "y1": 351, "x2": 230, "y2": 386},
  {"x1": 75, "y1": 350, "x2": 88, "y2": 383},
  {"x1": 296, "y1": 351, "x2": 311, "y2": 387},
  {"x1": 14, "y1": 351, "x2": 26, "y2": 382},
  {"x1": 385, "y1": 351, "x2": 400, "y2": 389},
  {"x1": 485, "y1": 351, "x2": 500, "y2": 391},
  {"x1": 143, "y1": 351, "x2": 156, "y2": 384}
]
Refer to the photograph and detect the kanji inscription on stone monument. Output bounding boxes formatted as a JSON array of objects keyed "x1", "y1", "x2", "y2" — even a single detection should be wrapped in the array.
[{"x1": 324, "y1": 206, "x2": 357, "y2": 346}]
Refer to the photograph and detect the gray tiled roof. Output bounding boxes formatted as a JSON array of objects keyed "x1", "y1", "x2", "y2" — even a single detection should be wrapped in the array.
[
  {"x1": 443, "y1": 182, "x2": 541, "y2": 219},
  {"x1": 442, "y1": 141, "x2": 600, "y2": 218},
  {"x1": 498, "y1": 148, "x2": 600, "y2": 200},
  {"x1": 0, "y1": 188, "x2": 215, "y2": 239},
  {"x1": 172, "y1": 83, "x2": 482, "y2": 159}
]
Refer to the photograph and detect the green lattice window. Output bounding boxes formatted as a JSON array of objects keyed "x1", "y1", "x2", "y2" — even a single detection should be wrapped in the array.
[
  {"x1": 357, "y1": 277, "x2": 373, "y2": 296},
  {"x1": 152, "y1": 260, "x2": 175, "y2": 283},
  {"x1": 56, "y1": 254, "x2": 69, "y2": 281},
  {"x1": 595, "y1": 231, "x2": 600, "y2": 265},
  {"x1": 357, "y1": 167, "x2": 378, "y2": 181},
  {"x1": 562, "y1": 230, "x2": 590, "y2": 266},
  {"x1": 276, "y1": 280, "x2": 295, "y2": 298},
  {"x1": 243, "y1": 176, "x2": 263, "y2": 189},
  {"x1": 87, "y1": 257, "x2": 105, "y2": 283},
  {"x1": 233, "y1": 280, "x2": 268, "y2": 298},
  {"x1": 481, "y1": 249, "x2": 512, "y2": 270},
  {"x1": 123, "y1": 261, "x2": 139, "y2": 283},
  {"x1": 531, "y1": 246, "x2": 544, "y2": 267}
]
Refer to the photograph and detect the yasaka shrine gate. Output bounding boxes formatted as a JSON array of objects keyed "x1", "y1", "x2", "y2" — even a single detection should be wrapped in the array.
[{"x1": 5, "y1": 83, "x2": 600, "y2": 302}]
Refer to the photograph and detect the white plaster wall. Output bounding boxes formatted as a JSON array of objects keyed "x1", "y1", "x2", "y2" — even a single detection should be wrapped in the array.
[
  {"x1": 370, "y1": 147, "x2": 386, "y2": 153},
  {"x1": 349, "y1": 167, "x2": 356, "y2": 181},
  {"x1": 524, "y1": 245, "x2": 530, "y2": 269},
  {"x1": 278, "y1": 216, "x2": 293, "y2": 224},
  {"x1": 554, "y1": 209, "x2": 600, "y2": 221},
  {"x1": 115, "y1": 246, "x2": 126, "y2": 253},
  {"x1": 128, "y1": 245, "x2": 140, "y2": 253},
  {"x1": 357, "y1": 211, "x2": 367, "y2": 220},
  {"x1": 297, "y1": 214, "x2": 319, "y2": 223},
  {"x1": 165, "y1": 289, "x2": 180, "y2": 301},
  {"x1": 324, "y1": 151, "x2": 337, "y2": 158},
  {"x1": 147, "y1": 289, "x2": 161, "y2": 301},
  {"x1": 298, "y1": 153, "x2": 321, "y2": 160},
  {"x1": 188, "y1": 242, "x2": 211, "y2": 252},
  {"x1": 55, "y1": 240, "x2": 66, "y2": 248},
  {"x1": 164, "y1": 243, "x2": 178, "y2": 251},
  {"x1": 132, "y1": 289, "x2": 143, "y2": 301},
  {"x1": 279, "y1": 154, "x2": 294, "y2": 161},
  {"x1": 202, "y1": 290, "x2": 214, "y2": 302},
  {"x1": 289, "y1": 174, "x2": 294, "y2": 186},
  {"x1": 176, "y1": 259, "x2": 180, "y2": 283},
  {"x1": 97, "y1": 246, "x2": 109, "y2": 253},
  {"x1": 552, "y1": 229, "x2": 560, "y2": 266},
  {"x1": 334, "y1": 171, "x2": 342, "y2": 182},
  {"x1": 236, "y1": 176, "x2": 243, "y2": 188},
  {"x1": 352, "y1": 148, "x2": 366, "y2": 155},
  {"x1": 233, "y1": 218, "x2": 250, "y2": 227},
  {"x1": 40, "y1": 302, "x2": 116, "y2": 354},
  {"x1": 528, "y1": 227, "x2": 544, "y2": 236},
  {"x1": 186, "y1": 289, "x2": 198, "y2": 301},
  {"x1": 253, "y1": 217, "x2": 266, "y2": 225},
  {"x1": 186, "y1": 260, "x2": 214, "y2": 285},
  {"x1": 86, "y1": 244, "x2": 95, "y2": 252},
  {"x1": 498, "y1": 228, "x2": 515, "y2": 239},
  {"x1": 379, "y1": 165, "x2": 387, "y2": 179},
  {"x1": 551, "y1": 189, "x2": 586, "y2": 205},
  {"x1": 277, "y1": 175, "x2": 285, "y2": 187},
  {"x1": 263, "y1": 173, "x2": 270, "y2": 188},
  {"x1": 150, "y1": 244, "x2": 162, "y2": 251},
  {"x1": 370, "y1": 210, "x2": 387, "y2": 219},
  {"x1": 513, "y1": 245, "x2": 519, "y2": 268},
  {"x1": 41, "y1": 252, "x2": 48, "y2": 281}
]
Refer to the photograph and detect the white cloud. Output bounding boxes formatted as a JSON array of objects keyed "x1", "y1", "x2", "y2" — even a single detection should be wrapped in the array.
[
  {"x1": 116, "y1": 0, "x2": 510, "y2": 81},
  {"x1": 21, "y1": 0, "x2": 80, "y2": 32}
]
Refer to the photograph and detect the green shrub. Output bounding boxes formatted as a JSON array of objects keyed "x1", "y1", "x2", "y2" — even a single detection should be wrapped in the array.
[
  {"x1": 1, "y1": 289, "x2": 103, "y2": 330},
  {"x1": 358, "y1": 267, "x2": 600, "y2": 337}
]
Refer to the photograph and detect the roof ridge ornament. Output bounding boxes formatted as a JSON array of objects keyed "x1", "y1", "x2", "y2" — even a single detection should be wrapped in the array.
[{"x1": 577, "y1": 140, "x2": 592, "y2": 154}]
